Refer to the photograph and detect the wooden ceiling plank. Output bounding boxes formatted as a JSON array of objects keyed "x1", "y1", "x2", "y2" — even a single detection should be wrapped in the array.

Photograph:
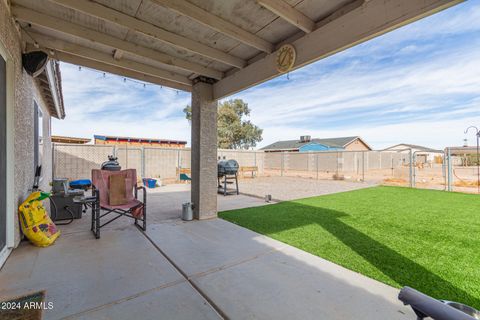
[
  {"x1": 13, "y1": 5, "x2": 223, "y2": 79},
  {"x1": 257, "y1": 0, "x2": 315, "y2": 33},
  {"x1": 43, "y1": 49, "x2": 192, "y2": 92},
  {"x1": 150, "y1": 0, "x2": 274, "y2": 53},
  {"x1": 25, "y1": 31, "x2": 192, "y2": 86},
  {"x1": 48, "y1": 0, "x2": 246, "y2": 68}
]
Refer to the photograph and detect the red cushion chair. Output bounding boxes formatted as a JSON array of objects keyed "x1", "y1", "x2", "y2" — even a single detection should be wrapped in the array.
[{"x1": 91, "y1": 169, "x2": 146, "y2": 239}]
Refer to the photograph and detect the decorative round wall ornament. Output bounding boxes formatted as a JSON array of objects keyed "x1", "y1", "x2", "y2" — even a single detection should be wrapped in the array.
[{"x1": 276, "y1": 44, "x2": 296, "y2": 73}]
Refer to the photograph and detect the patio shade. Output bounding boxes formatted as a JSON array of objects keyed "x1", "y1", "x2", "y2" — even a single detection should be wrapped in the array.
[{"x1": 10, "y1": 0, "x2": 462, "y2": 97}]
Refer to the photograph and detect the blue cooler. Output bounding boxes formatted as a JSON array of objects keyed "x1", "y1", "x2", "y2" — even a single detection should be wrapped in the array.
[{"x1": 69, "y1": 179, "x2": 92, "y2": 190}]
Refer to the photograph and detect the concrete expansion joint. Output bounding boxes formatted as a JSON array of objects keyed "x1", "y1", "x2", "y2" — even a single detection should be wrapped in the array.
[
  {"x1": 139, "y1": 228, "x2": 228, "y2": 320},
  {"x1": 61, "y1": 278, "x2": 187, "y2": 319},
  {"x1": 188, "y1": 246, "x2": 286, "y2": 280}
]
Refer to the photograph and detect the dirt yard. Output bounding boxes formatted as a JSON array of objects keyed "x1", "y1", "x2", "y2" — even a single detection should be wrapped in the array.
[{"x1": 238, "y1": 176, "x2": 376, "y2": 201}]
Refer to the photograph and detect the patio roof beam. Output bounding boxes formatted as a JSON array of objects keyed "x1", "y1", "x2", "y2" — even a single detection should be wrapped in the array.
[
  {"x1": 113, "y1": 49, "x2": 123, "y2": 61},
  {"x1": 54, "y1": 52, "x2": 192, "y2": 92},
  {"x1": 26, "y1": 44, "x2": 191, "y2": 92},
  {"x1": 24, "y1": 31, "x2": 192, "y2": 86},
  {"x1": 12, "y1": 5, "x2": 223, "y2": 80},
  {"x1": 47, "y1": 0, "x2": 246, "y2": 69},
  {"x1": 256, "y1": 0, "x2": 315, "y2": 33},
  {"x1": 151, "y1": 0, "x2": 274, "y2": 53},
  {"x1": 213, "y1": 0, "x2": 462, "y2": 99}
]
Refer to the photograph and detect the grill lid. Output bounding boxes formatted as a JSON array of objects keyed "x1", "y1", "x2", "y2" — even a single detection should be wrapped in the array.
[{"x1": 218, "y1": 159, "x2": 239, "y2": 176}]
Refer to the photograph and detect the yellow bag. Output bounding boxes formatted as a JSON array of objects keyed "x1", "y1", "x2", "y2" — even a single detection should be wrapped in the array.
[{"x1": 18, "y1": 191, "x2": 60, "y2": 247}]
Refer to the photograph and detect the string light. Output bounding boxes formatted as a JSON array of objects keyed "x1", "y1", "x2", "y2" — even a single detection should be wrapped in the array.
[
  {"x1": 21, "y1": 25, "x2": 182, "y2": 94},
  {"x1": 74, "y1": 64, "x2": 182, "y2": 93}
]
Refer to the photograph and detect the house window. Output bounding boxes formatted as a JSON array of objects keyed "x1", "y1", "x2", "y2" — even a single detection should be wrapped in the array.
[
  {"x1": 34, "y1": 101, "x2": 43, "y2": 173},
  {"x1": 0, "y1": 47, "x2": 7, "y2": 256}
]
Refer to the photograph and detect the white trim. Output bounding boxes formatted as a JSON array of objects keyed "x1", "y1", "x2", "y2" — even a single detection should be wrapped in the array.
[
  {"x1": 44, "y1": 60, "x2": 62, "y2": 120},
  {"x1": 0, "y1": 36, "x2": 15, "y2": 267},
  {"x1": 34, "y1": 98, "x2": 45, "y2": 183},
  {"x1": 0, "y1": 246, "x2": 12, "y2": 269}
]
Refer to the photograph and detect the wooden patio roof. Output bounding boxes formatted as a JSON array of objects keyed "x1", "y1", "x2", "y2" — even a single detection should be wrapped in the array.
[{"x1": 9, "y1": 0, "x2": 462, "y2": 99}]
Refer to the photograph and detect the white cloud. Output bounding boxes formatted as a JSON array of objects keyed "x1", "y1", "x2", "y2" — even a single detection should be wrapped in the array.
[{"x1": 53, "y1": 63, "x2": 191, "y2": 142}]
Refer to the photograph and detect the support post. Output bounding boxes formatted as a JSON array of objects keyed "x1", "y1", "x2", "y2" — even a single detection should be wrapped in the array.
[
  {"x1": 409, "y1": 149, "x2": 413, "y2": 188},
  {"x1": 281, "y1": 152, "x2": 284, "y2": 176},
  {"x1": 52, "y1": 143, "x2": 56, "y2": 181},
  {"x1": 177, "y1": 149, "x2": 181, "y2": 182},
  {"x1": 412, "y1": 151, "x2": 417, "y2": 188},
  {"x1": 191, "y1": 76, "x2": 218, "y2": 220},
  {"x1": 362, "y1": 151, "x2": 365, "y2": 182},
  {"x1": 447, "y1": 148, "x2": 453, "y2": 192},
  {"x1": 141, "y1": 146, "x2": 145, "y2": 178}
]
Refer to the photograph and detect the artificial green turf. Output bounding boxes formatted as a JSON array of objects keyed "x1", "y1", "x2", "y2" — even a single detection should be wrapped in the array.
[{"x1": 220, "y1": 186, "x2": 480, "y2": 308}]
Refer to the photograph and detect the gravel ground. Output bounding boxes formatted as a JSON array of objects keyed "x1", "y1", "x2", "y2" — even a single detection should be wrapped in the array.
[{"x1": 238, "y1": 176, "x2": 376, "y2": 201}]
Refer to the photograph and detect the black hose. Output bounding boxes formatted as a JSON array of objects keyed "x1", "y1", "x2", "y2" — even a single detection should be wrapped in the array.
[{"x1": 49, "y1": 196, "x2": 74, "y2": 225}]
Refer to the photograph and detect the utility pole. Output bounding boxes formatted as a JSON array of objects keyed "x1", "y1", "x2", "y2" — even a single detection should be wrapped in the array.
[{"x1": 464, "y1": 126, "x2": 480, "y2": 193}]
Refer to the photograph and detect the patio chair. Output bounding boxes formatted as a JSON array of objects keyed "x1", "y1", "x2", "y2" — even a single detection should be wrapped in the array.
[
  {"x1": 180, "y1": 173, "x2": 192, "y2": 182},
  {"x1": 91, "y1": 169, "x2": 146, "y2": 239},
  {"x1": 178, "y1": 167, "x2": 192, "y2": 183}
]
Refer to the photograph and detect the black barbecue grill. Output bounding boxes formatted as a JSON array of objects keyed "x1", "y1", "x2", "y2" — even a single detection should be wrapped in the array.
[
  {"x1": 218, "y1": 160, "x2": 239, "y2": 176},
  {"x1": 101, "y1": 155, "x2": 121, "y2": 171},
  {"x1": 218, "y1": 159, "x2": 239, "y2": 196}
]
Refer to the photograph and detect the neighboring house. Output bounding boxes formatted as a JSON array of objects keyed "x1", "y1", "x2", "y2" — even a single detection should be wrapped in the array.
[
  {"x1": 52, "y1": 135, "x2": 91, "y2": 144},
  {"x1": 446, "y1": 146, "x2": 479, "y2": 166},
  {"x1": 261, "y1": 136, "x2": 372, "y2": 152},
  {"x1": 383, "y1": 144, "x2": 441, "y2": 163},
  {"x1": 1, "y1": 1, "x2": 65, "y2": 267},
  {"x1": 94, "y1": 135, "x2": 187, "y2": 149}
]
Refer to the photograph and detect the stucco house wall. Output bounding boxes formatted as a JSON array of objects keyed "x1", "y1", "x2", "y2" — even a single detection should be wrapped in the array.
[
  {"x1": 1, "y1": 0, "x2": 55, "y2": 247},
  {"x1": 344, "y1": 138, "x2": 371, "y2": 151}
]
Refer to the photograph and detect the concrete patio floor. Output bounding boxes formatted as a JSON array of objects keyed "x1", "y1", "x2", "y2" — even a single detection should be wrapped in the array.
[{"x1": 0, "y1": 185, "x2": 414, "y2": 320}]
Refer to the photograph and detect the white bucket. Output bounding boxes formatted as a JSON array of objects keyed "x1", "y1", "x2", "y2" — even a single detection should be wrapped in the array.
[{"x1": 182, "y1": 202, "x2": 193, "y2": 221}]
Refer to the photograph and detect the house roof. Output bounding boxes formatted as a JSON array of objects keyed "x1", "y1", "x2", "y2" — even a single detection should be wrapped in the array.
[
  {"x1": 261, "y1": 136, "x2": 366, "y2": 151},
  {"x1": 94, "y1": 135, "x2": 187, "y2": 145},
  {"x1": 383, "y1": 144, "x2": 440, "y2": 153},
  {"x1": 447, "y1": 146, "x2": 480, "y2": 155},
  {"x1": 35, "y1": 60, "x2": 65, "y2": 119},
  {"x1": 52, "y1": 135, "x2": 90, "y2": 144}
]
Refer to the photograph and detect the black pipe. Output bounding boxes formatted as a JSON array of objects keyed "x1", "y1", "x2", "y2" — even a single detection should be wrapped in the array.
[{"x1": 398, "y1": 287, "x2": 477, "y2": 320}]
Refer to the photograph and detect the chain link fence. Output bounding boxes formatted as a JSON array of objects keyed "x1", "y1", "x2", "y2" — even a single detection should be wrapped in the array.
[{"x1": 53, "y1": 144, "x2": 479, "y2": 193}]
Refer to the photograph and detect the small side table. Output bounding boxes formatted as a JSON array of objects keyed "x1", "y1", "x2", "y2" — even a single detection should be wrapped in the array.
[{"x1": 73, "y1": 192, "x2": 100, "y2": 239}]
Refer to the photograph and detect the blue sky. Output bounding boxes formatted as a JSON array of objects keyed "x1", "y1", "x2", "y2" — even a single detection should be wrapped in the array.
[{"x1": 53, "y1": 1, "x2": 480, "y2": 149}]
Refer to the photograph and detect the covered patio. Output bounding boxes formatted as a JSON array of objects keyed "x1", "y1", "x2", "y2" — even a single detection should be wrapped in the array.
[
  {"x1": 0, "y1": 0, "x2": 464, "y2": 318},
  {"x1": 0, "y1": 186, "x2": 413, "y2": 319},
  {"x1": 9, "y1": 0, "x2": 461, "y2": 220}
]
